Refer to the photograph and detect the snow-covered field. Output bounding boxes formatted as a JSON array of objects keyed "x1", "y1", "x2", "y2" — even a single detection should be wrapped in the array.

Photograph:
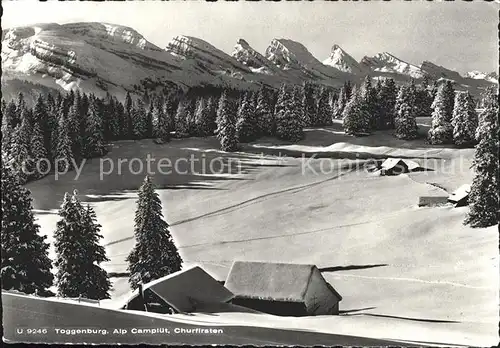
[{"x1": 26, "y1": 121, "x2": 499, "y2": 346}]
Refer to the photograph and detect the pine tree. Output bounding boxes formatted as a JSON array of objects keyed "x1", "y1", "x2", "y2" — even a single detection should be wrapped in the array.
[
  {"x1": 10, "y1": 110, "x2": 33, "y2": 184},
  {"x1": 29, "y1": 123, "x2": 49, "y2": 180},
  {"x1": 1, "y1": 114, "x2": 14, "y2": 162},
  {"x1": 174, "y1": 97, "x2": 192, "y2": 137},
  {"x1": 315, "y1": 86, "x2": 332, "y2": 126},
  {"x1": 464, "y1": 88, "x2": 499, "y2": 228},
  {"x1": 33, "y1": 95, "x2": 49, "y2": 145},
  {"x1": 301, "y1": 82, "x2": 315, "y2": 127},
  {"x1": 126, "y1": 176, "x2": 183, "y2": 289},
  {"x1": 67, "y1": 92, "x2": 83, "y2": 160},
  {"x1": 415, "y1": 76, "x2": 434, "y2": 118},
  {"x1": 146, "y1": 99, "x2": 154, "y2": 138},
  {"x1": 133, "y1": 99, "x2": 148, "y2": 139},
  {"x1": 394, "y1": 85, "x2": 419, "y2": 140},
  {"x1": 54, "y1": 112, "x2": 75, "y2": 172},
  {"x1": 333, "y1": 84, "x2": 348, "y2": 120},
  {"x1": 79, "y1": 204, "x2": 112, "y2": 299},
  {"x1": 451, "y1": 92, "x2": 478, "y2": 147},
  {"x1": 3, "y1": 99, "x2": 18, "y2": 129},
  {"x1": 216, "y1": 91, "x2": 238, "y2": 151},
  {"x1": 275, "y1": 85, "x2": 304, "y2": 142},
  {"x1": 236, "y1": 93, "x2": 258, "y2": 142},
  {"x1": 293, "y1": 85, "x2": 306, "y2": 128},
  {"x1": 359, "y1": 76, "x2": 377, "y2": 131},
  {"x1": 54, "y1": 191, "x2": 111, "y2": 299},
  {"x1": 125, "y1": 92, "x2": 134, "y2": 139},
  {"x1": 428, "y1": 83, "x2": 454, "y2": 144},
  {"x1": 255, "y1": 86, "x2": 275, "y2": 136},
  {"x1": 153, "y1": 97, "x2": 171, "y2": 142},
  {"x1": 194, "y1": 97, "x2": 211, "y2": 137},
  {"x1": 377, "y1": 78, "x2": 398, "y2": 129},
  {"x1": 83, "y1": 99, "x2": 107, "y2": 158},
  {"x1": 1, "y1": 158, "x2": 54, "y2": 295},
  {"x1": 342, "y1": 86, "x2": 370, "y2": 135}
]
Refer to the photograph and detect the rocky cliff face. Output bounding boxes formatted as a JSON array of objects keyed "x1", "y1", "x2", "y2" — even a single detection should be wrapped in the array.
[
  {"x1": 231, "y1": 39, "x2": 278, "y2": 75},
  {"x1": 264, "y1": 38, "x2": 350, "y2": 84}
]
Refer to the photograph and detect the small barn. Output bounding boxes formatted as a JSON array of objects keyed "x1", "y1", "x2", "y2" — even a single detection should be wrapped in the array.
[
  {"x1": 121, "y1": 266, "x2": 234, "y2": 314},
  {"x1": 379, "y1": 158, "x2": 422, "y2": 176},
  {"x1": 224, "y1": 261, "x2": 342, "y2": 317},
  {"x1": 418, "y1": 196, "x2": 449, "y2": 207},
  {"x1": 448, "y1": 184, "x2": 471, "y2": 207},
  {"x1": 379, "y1": 158, "x2": 408, "y2": 176}
]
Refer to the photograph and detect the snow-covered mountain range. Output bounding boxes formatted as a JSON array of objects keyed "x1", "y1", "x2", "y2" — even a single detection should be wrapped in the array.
[{"x1": 1, "y1": 22, "x2": 497, "y2": 101}]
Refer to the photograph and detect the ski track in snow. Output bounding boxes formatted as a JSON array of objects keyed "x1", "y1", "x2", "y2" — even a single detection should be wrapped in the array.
[{"x1": 103, "y1": 167, "x2": 355, "y2": 247}]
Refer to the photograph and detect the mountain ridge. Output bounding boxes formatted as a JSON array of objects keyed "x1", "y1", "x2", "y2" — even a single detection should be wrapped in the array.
[{"x1": 1, "y1": 21, "x2": 496, "y2": 101}]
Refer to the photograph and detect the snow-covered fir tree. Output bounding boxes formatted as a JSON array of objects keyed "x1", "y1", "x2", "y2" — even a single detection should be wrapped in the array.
[
  {"x1": 125, "y1": 92, "x2": 134, "y2": 138},
  {"x1": 126, "y1": 176, "x2": 183, "y2": 289},
  {"x1": 376, "y1": 78, "x2": 398, "y2": 129},
  {"x1": 275, "y1": 85, "x2": 304, "y2": 142},
  {"x1": 464, "y1": 88, "x2": 499, "y2": 228},
  {"x1": 394, "y1": 85, "x2": 419, "y2": 140},
  {"x1": 79, "y1": 203, "x2": 112, "y2": 299},
  {"x1": 153, "y1": 97, "x2": 171, "y2": 142},
  {"x1": 451, "y1": 91, "x2": 478, "y2": 147},
  {"x1": 315, "y1": 86, "x2": 332, "y2": 126},
  {"x1": 146, "y1": 99, "x2": 154, "y2": 138},
  {"x1": 274, "y1": 84, "x2": 288, "y2": 124},
  {"x1": 236, "y1": 93, "x2": 258, "y2": 142},
  {"x1": 33, "y1": 95, "x2": 52, "y2": 159},
  {"x1": 67, "y1": 92, "x2": 83, "y2": 159},
  {"x1": 333, "y1": 84, "x2": 348, "y2": 120},
  {"x1": 1, "y1": 114, "x2": 14, "y2": 161},
  {"x1": 342, "y1": 85, "x2": 370, "y2": 135},
  {"x1": 10, "y1": 110, "x2": 33, "y2": 184},
  {"x1": 428, "y1": 82, "x2": 454, "y2": 144},
  {"x1": 415, "y1": 76, "x2": 434, "y2": 118},
  {"x1": 215, "y1": 91, "x2": 238, "y2": 151},
  {"x1": 29, "y1": 122, "x2": 49, "y2": 180},
  {"x1": 83, "y1": 98, "x2": 107, "y2": 158},
  {"x1": 1, "y1": 158, "x2": 54, "y2": 296},
  {"x1": 255, "y1": 86, "x2": 275, "y2": 136},
  {"x1": 174, "y1": 98, "x2": 192, "y2": 137},
  {"x1": 359, "y1": 76, "x2": 377, "y2": 131},
  {"x1": 293, "y1": 85, "x2": 306, "y2": 128},
  {"x1": 54, "y1": 191, "x2": 111, "y2": 299},
  {"x1": 54, "y1": 112, "x2": 75, "y2": 173},
  {"x1": 193, "y1": 97, "x2": 211, "y2": 137},
  {"x1": 133, "y1": 99, "x2": 148, "y2": 139},
  {"x1": 3, "y1": 99, "x2": 19, "y2": 129},
  {"x1": 301, "y1": 82, "x2": 315, "y2": 127}
]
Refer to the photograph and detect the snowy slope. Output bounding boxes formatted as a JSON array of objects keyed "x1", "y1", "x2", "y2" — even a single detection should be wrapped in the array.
[
  {"x1": 360, "y1": 52, "x2": 426, "y2": 80},
  {"x1": 322, "y1": 44, "x2": 366, "y2": 75},
  {"x1": 27, "y1": 127, "x2": 498, "y2": 346}
]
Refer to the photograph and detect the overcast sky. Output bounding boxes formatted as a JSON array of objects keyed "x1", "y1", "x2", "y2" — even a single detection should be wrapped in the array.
[{"x1": 3, "y1": 1, "x2": 498, "y2": 74}]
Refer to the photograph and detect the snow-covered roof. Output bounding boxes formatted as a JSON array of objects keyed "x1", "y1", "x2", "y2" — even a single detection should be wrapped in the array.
[
  {"x1": 122, "y1": 266, "x2": 234, "y2": 313},
  {"x1": 225, "y1": 261, "x2": 341, "y2": 303},
  {"x1": 448, "y1": 184, "x2": 471, "y2": 203},
  {"x1": 380, "y1": 158, "x2": 420, "y2": 171}
]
